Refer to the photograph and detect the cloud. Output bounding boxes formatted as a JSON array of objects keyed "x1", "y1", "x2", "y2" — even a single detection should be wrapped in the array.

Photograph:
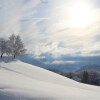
[
  {"x1": 51, "y1": 60, "x2": 76, "y2": 64},
  {"x1": 0, "y1": 0, "x2": 100, "y2": 59}
]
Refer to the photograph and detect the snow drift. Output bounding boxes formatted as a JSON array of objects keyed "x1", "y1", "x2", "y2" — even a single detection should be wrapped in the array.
[{"x1": 0, "y1": 60, "x2": 100, "y2": 100}]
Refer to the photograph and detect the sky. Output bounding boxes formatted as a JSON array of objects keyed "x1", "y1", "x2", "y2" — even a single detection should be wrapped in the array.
[{"x1": 0, "y1": 0, "x2": 100, "y2": 64}]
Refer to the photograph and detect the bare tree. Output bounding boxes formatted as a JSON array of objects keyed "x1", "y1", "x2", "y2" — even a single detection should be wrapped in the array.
[
  {"x1": 0, "y1": 38, "x2": 7, "y2": 58},
  {"x1": 6, "y1": 40, "x2": 13, "y2": 56},
  {"x1": 9, "y1": 34, "x2": 26, "y2": 58}
]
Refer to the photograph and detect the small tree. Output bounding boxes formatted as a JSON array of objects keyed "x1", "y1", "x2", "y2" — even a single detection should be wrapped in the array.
[
  {"x1": 0, "y1": 38, "x2": 7, "y2": 58},
  {"x1": 9, "y1": 34, "x2": 26, "y2": 58},
  {"x1": 81, "y1": 71, "x2": 89, "y2": 83}
]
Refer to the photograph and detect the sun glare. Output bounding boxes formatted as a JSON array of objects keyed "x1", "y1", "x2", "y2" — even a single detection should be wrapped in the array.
[{"x1": 69, "y1": 1, "x2": 96, "y2": 28}]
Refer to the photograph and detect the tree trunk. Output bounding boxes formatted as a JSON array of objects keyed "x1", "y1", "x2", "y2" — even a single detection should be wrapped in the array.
[
  {"x1": 14, "y1": 55, "x2": 16, "y2": 59},
  {"x1": 1, "y1": 53, "x2": 3, "y2": 58}
]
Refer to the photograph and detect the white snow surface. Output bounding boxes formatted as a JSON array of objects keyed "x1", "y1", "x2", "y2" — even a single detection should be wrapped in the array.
[{"x1": 0, "y1": 60, "x2": 100, "y2": 100}]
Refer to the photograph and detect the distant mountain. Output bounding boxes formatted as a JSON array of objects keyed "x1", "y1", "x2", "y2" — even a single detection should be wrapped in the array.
[
  {"x1": 76, "y1": 65, "x2": 100, "y2": 72},
  {"x1": 17, "y1": 54, "x2": 78, "y2": 72},
  {"x1": 17, "y1": 54, "x2": 100, "y2": 73}
]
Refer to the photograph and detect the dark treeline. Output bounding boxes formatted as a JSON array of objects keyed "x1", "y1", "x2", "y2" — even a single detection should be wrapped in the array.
[
  {"x1": 48, "y1": 68, "x2": 100, "y2": 86},
  {"x1": 0, "y1": 34, "x2": 26, "y2": 59},
  {"x1": 60, "y1": 70, "x2": 100, "y2": 86}
]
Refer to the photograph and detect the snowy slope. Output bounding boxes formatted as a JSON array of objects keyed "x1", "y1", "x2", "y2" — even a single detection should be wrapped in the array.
[{"x1": 0, "y1": 60, "x2": 100, "y2": 100}]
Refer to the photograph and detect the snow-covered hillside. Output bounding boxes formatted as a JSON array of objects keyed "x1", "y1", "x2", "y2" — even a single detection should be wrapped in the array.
[{"x1": 0, "y1": 60, "x2": 100, "y2": 100}]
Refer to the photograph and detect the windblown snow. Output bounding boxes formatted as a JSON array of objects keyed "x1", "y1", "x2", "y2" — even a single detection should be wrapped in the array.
[{"x1": 0, "y1": 60, "x2": 100, "y2": 100}]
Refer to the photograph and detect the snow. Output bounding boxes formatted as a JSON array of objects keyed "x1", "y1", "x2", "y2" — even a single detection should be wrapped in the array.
[{"x1": 0, "y1": 60, "x2": 100, "y2": 100}]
